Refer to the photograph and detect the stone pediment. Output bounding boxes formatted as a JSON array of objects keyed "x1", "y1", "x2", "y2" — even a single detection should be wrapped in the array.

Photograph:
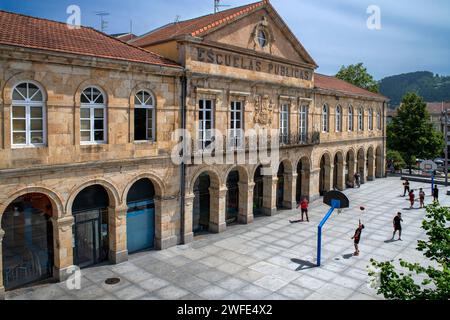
[{"x1": 203, "y1": 6, "x2": 317, "y2": 68}]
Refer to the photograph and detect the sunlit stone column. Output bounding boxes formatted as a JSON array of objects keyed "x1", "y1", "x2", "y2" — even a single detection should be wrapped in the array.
[
  {"x1": 209, "y1": 186, "x2": 227, "y2": 233},
  {"x1": 238, "y1": 182, "x2": 255, "y2": 224},
  {"x1": 183, "y1": 193, "x2": 195, "y2": 244},
  {"x1": 262, "y1": 175, "x2": 278, "y2": 216},
  {"x1": 51, "y1": 215, "x2": 75, "y2": 282},
  {"x1": 283, "y1": 172, "x2": 298, "y2": 209},
  {"x1": 108, "y1": 205, "x2": 128, "y2": 264}
]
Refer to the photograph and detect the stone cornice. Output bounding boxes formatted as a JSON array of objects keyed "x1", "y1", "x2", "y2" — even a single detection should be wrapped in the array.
[
  {"x1": 0, "y1": 155, "x2": 176, "y2": 179},
  {"x1": 0, "y1": 44, "x2": 184, "y2": 77}
]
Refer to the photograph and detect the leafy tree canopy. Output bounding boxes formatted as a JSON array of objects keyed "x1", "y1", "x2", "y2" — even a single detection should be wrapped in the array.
[
  {"x1": 335, "y1": 63, "x2": 380, "y2": 93},
  {"x1": 387, "y1": 92, "x2": 444, "y2": 170}
]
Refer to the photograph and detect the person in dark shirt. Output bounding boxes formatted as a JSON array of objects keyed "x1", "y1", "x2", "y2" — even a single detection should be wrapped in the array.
[
  {"x1": 392, "y1": 212, "x2": 403, "y2": 241},
  {"x1": 403, "y1": 179, "x2": 410, "y2": 197},
  {"x1": 351, "y1": 220, "x2": 365, "y2": 256},
  {"x1": 409, "y1": 190, "x2": 415, "y2": 209},
  {"x1": 433, "y1": 185, "x2": 439, "y2": 203}
]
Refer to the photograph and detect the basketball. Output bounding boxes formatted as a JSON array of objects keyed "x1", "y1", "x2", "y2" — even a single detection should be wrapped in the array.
[{"x1": 360, "y1": 206, "x2": 365, "y2": 211}]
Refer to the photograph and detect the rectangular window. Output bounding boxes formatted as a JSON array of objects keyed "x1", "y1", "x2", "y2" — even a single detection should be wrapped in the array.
[
  {"x1": 80, "y1": 106, "x2": 106, "y2": 144},
  {"x1": 199, "y1": 99, "x2": 214, "y2": 150},
  {"x1": 134, "y1": 107, "x2": 155, "y2": 141},
  {"x1": 280, "y1": 104, "x2": 289, "y2": 144},
  {"x1": 299, "y1": 105, "x2": 308, "y2": 143},
  {"x1": 12, "y1": 105, "x2": 45, "y2": 146},
  {"x1": 230, "y1": 101, "x2": 243, "y2": 150}
]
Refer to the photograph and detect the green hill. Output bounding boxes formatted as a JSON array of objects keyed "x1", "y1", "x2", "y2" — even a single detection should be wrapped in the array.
[{"x1": 379, "y1": 71, "x2": 450, "y2": 107}]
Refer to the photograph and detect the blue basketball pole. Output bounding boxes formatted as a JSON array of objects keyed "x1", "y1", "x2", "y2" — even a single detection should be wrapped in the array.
[{"x1": 317, "y1": 199, "x2": 340, "y2": 267}]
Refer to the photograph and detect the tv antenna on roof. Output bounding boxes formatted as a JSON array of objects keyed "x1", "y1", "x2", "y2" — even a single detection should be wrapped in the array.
[
  {"x1": 214, "y1": 0, "x2": 230, "y2": 13},
  {"x1": 94, "y1": 11, "x2": 109, "y2": 33}
]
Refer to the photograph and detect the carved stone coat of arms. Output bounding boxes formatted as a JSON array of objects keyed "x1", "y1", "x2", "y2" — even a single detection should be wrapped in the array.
[{"x1": 254, "y1": 95, "x2": 274, "y2": 127}]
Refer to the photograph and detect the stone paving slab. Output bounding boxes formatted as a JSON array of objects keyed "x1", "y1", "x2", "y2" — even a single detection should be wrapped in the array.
[{"x1": 6, "y1": 177, "x2": 440, "y2": 300}]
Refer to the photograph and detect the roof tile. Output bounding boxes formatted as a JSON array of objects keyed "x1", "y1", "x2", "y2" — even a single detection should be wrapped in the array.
[{"x1": 0, "y1": 10, "x2": 180, "y2": 68}]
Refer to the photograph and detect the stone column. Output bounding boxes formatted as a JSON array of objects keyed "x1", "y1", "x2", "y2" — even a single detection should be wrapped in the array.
[
  {"x1": 108, "y1": 205, "x2": 128, "y2": 264},
  {"x1": 51, "y1": 215, "x2": 75, "y2": 282},
  {"x1": 262, "y1": 175, "x2": 278, "y2": 216},
  {"x1": 359, "y1": 160, "x2": 366, "y2": 184},
  {"x1": 283, "y1": 173, "x2": 298, "y2": 209},
  {"x1": 336, "y1": 164, "x2": 345, "y2": 191},
  {"x1": 367, "y1": 157, "x2": 375, "y2": 181},
  {"x1": 155, "y1": 196, "x2": 178, "y2": 250},
  {"x1": 209, "y1": 186, "x2": 227, "y2": 233},
  {"x1": 238, "y1": 182, "x2": 255, "y2": 224},
  {"x1": 183, "y1": 193, "x2": 195, "y2": 244},
  {"x1": 309, "y1": 169, "x2": 320, "y2": 202},
  {"x1": 0, "y1": 228, "x2": 5, "y2": 300}
]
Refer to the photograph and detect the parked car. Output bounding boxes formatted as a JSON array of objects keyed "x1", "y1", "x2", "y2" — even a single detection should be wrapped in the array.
[{"x1": 434, "y1": 158, "x2": 445, "y2": 166}]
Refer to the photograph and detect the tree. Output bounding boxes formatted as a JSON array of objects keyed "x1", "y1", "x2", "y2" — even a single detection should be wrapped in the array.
[
  {"x1": 387, "y1": 92, "x2": 444, "y2": 173},
  {"x1": 335, "y1": 63, "x2": 380, "y2": 93},
  {"x1": 369, "y1": 204, "x2": 450, "y2": 300},
  {"x1": 386, "y1": 150, "x2": 406, "y2": 171}
]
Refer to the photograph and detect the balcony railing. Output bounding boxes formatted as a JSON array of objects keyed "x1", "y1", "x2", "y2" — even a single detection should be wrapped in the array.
[{"x1": 195, "y1": 131, "x2": 321, "y2": 153}]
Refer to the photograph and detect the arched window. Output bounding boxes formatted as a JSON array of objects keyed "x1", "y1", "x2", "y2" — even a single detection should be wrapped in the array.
[
  {"x1": 335, "y1": 105, "x2": 342, "y2": 132},
  {"x1": 11, "y1": 82, "x2": 46, "y2": 147},
  {"x1": 376, "y1": 110, "x2": 382, "y2": 130},
  {"x1": 368, "y1": 108, "x2": 374, "y2": 131},
  {"x1": 358, "y1": 107, "x2": 364, "y2": 131},
  {"x1": 348, "y1": 106, "x2": 354, "y2": 132},
  {"x1": 257, "y1": 30, "x2": 268, "y2": 48},
  {"x1": 322, "y1": 104, "x2": 329, "y2": 132},
  {"x1": 134, "y1": 90, "x2": 156, "y2": 141},
  {"x1": 80, "y1": 87, "x2": 106, "y2": 144}
]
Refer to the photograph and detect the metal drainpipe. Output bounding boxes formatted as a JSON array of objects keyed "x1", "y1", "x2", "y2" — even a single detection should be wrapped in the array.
[
  {"x1": 180, "y1": 74, "x2": 187, "y2": 244},
  {"x1": 383, "y1": 100, "x2": 387, "y2": 177}
]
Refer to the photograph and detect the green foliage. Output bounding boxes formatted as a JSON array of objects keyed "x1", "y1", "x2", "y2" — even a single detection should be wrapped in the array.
[
  {"x1": 369, "y1": 204, "x2": 450, "y2": 300},
  {"x1": 380, "y1": 71, "x2": 450, "y2": 107},
  {"x1": 386, "y1": 150, "x2": 406, "y2": 170},
  {"x1": 335, "y1": 63, "x2": 379, "y2": 93},
  {"x1": 387, "y1": 92, "x2": 444, "y2": 170}
]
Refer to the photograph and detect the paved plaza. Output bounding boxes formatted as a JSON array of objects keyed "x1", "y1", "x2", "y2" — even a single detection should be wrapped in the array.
[{"x1": 6, "y1": 177, "x2": 438, "y2": 300}]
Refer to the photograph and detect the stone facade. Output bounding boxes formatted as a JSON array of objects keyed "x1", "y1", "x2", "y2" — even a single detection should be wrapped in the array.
[{"x1": 0, "y1": 3, "x2": 387, "y2": 298}]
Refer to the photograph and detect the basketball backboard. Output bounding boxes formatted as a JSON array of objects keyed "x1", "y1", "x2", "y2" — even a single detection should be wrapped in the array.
[{"x1": 323, "y1": 191, "x2": 350, "y2": 209}]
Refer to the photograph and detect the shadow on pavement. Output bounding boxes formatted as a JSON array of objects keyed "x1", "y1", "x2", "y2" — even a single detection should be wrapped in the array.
[
  {"x1": 291, "y1": 258, "x2": 317, "y2": 271},
  {"x1": 342, "y1": 253, "x2": 354, "y2": 259}
]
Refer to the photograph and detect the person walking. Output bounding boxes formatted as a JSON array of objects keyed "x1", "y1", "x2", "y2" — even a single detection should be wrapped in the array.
[
  {"x1": 354, "y1": 172, "x2": 361, "y2": 188},
  {"x1": 409, "y1": 190, "x2": 415, "y2": 209},
  {"x1": 392, "y1": 212, "x2": 403, "y2": 241},
  {"x1": 419, "y1": 188, "x2": 426, "y2": 208},
  {"x1": 433, "y1": 185, "x2": 439, "y2": 203},
  {"x1": 297, "y1": 197, "x2": 309, "y2": 222},
  {"x1": 351, "y1": 220, "x2": 365, "y2": 256},
  {"x1": 403, "y1": 179, "x2": 410, "y2": 197}
]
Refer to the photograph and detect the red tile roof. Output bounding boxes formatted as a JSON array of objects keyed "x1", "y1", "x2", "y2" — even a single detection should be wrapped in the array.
[
  {"x1": 314, "y1": 73, "x2": 388, "y2": 100},
  {"x1": 131, "y1": 0, "x2": 268, "y2": 47},
  {"x1": 0, "y1": 10, "x2": 181, "y2": 68}
]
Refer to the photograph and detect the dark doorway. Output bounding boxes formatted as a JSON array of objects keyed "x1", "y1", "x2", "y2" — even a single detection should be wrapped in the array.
[
  {"x1": 253, "y1": 166, "x2": 264, "y2": 216},
  {"x1": 193, "y1": 173, "x2": 211, "y2": 234},
  {"x1": 277, "y1": 163, "x2": 285, "y2": 209},
  {"x1": 72, "y1": 185, "x2": 109, "y2": 268},
  {"x1": 226, "y1": 171, "x2": 239, "y2": 225},
  {"x1": 1, "y1": 194, "x2": 54, "y2": 290},
  {"x1": 296, "y1": 161, "x2": 303, "y2": 203}
]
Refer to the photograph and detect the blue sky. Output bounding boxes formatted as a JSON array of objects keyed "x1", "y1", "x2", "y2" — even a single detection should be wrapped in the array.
[{"x1": 1, "y1": 0, "x2": 449, "y2": 79}]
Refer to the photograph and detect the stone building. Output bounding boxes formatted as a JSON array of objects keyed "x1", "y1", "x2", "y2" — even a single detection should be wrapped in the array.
[{"x1": 0, "y1": 0, "x2": 388, "y2": 298}]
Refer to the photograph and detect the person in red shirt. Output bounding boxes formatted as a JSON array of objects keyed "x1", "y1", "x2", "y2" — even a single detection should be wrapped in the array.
[
  {"x1": 297, "y1": 197, "x2": 309, "y2": 222},
  {"x1": 409, "y1": 190, "x2": 415, "y2": 209}
]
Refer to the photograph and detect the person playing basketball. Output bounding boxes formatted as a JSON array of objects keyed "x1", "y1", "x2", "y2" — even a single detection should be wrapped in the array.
[{"x1": 351, "y1": 220, "x2": 365, "y2": 256}]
